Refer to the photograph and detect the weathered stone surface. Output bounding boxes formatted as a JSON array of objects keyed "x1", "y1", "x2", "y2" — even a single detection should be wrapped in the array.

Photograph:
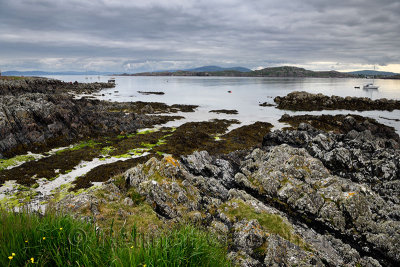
[
  {"x1": 238, "y1": 144, "x2": 400, "y2": 265},
  {"x1": 233, "y1": 219, "x2": 265, "y2": 254},
  {"x1": 0, "y1": 77, "x2": 113, "y2": 95},
  {"x1": 275, "y1": 91, "x2": 400, "y2": 111},
  {"x1": 126, "y1": 157, "x2": 202, "y2": 219},
  {"x1": 0, "y1": 78, "x2": 187, "y2": 156},
  {"x1": 263, "y1": 120, "x2": 400, "y2": 205},
  {"x1": 181, "y1": 150, "x2": 235, "y2": 188}
]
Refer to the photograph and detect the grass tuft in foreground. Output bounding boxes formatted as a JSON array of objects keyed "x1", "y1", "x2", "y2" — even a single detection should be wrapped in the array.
[{"x1": 0, "y1": 209, "x2": 231, "y2": 266}]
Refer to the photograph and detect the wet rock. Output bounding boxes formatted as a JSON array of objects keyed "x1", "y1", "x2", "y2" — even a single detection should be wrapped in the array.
[
  {"x1": 0, "y1": 79, "x2": 188, "y2": 157},
  {"x1": 0, "y1": 77, "x2": 114, "y2": 95},
  {"x1": 140, "y1": 104, "x2": 154, "y2": 114},
  {"x1": 275, "y1": 91, "x2": 400, "y2": 111},
  {"x1": 209, "y1": 109, "x2": 238, "y2": 114}
]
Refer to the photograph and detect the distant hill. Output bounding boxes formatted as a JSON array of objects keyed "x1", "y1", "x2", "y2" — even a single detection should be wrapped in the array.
[
  {"x1": 250, "y1": 66, "x2": 353, "y2": 78},
  {"x1": 347, "y1": 70, "x2": 399, "y2": 76},
  {"x1": 1, "y1": 71, "x2": 116, "y2": 76},
  {"x1": 185, "y1": 66, "x2": 251, "y2": 72},
  {"x1": 126, "y1": 66, "x2": 356, "y2": 78},
  {"x1": 152, "y1": 65, "x2": 251, "y2": 73}
]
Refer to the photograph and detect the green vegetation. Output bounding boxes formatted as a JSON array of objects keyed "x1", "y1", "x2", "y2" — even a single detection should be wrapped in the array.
[
  {"x1": 101, "y1": 146, "x2": 116, "y2": 155},
  {"x1": 0, "y1": 186, "x2": 38, "y2": 209},
  {"x1": 0, "y1": 209, "x2": 231, "y2": 267},
  {"x1": 69, "y1": 140, "x2": 101, "y2": 151},
  {"x1": 220, "y1": 199, "x2": 307, "y2": 249},
  {"x1": 0, "y1": 155, "x2": 36, "y2": 171},
  {"x1": 1, "y1": 120, "x2": 272, "y2": 190}
]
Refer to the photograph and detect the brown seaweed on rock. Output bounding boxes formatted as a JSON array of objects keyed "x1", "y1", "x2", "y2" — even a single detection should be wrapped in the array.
[
  {"x1": 274, "y1": 91, "x2": 400, "y2": 111},
  {"x1": 157, "y1": 120, "x2": 273, "y2": 157},
  {"x1": 279, "y1": 113, "x2": 400, "y2": 141}
]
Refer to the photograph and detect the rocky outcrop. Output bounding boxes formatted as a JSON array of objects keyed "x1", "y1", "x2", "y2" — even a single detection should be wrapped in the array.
[
  {"x1": 236, "y1": 145, "x2": 400, "y2": 265},
  {"x1": 263, "y1": 119, "x2": 400, "y2": 205},
  {"x1": 0, "y1": 78, "x2": 191, "y2": 157},
  {"x1": 56, "y1": 142, "x2": 400, "y2": 266},
  {"x1": 0, "y1": 77, "x2": 113, "y2": 95},
  {"x1": 278, "y1": 114, "x2": 400, "y2": 142},
  {"x1": 274, "y1": 91, "x2": 400, "y2": 111},
  {"x1": 56, "y1": 136, "x2": 397, "y2": 266}
]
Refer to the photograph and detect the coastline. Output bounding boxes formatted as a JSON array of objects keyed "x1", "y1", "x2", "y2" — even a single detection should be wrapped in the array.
[{"x1": 0, "y1": 77, "x2": 399, "y2": 266}]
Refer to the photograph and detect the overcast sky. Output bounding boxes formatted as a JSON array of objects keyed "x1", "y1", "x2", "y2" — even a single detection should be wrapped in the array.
[{"x1": 1, "y1": 0, "x2": 399, "y2": 73}]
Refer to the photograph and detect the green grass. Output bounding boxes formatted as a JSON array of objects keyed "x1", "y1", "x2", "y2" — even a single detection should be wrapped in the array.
[{"x1": 0, "y1": 209, "x2": 231, "y2": 267}]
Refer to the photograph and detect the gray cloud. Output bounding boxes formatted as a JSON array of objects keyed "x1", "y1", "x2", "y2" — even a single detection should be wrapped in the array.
[{"x1": 0, "y1": 0, "x2": 399, "y2": 72}]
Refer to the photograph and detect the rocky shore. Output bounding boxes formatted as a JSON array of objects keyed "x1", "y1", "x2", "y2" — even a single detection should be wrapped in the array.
[
  {"x1": 1, "y1": 78, "x2": 399, "y2": 266},
  {"x1": 56, "y1": 115, "x2": 400, "y2": 266},
  {"x1": 0, "y1": 78, "x2": 193, "y2": 157},
  {"x1": 274, "y1": 91, "x2": 400, "y2": 111}
]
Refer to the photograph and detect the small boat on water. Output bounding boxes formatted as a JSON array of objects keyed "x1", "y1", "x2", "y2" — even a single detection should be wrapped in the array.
[
  {"x1": 363, "y1": 83, "x2": 379, "y2": 89},
  {"x1": 363, "y1": 65, "x2": 379, "y2": 89},
  {"x1": 108, "y1": 78, "x2": 116, "y2": 84}
]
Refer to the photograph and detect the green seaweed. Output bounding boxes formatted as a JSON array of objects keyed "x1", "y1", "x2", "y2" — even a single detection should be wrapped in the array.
[
  {"x1": 101, "y1": 146, "x2": 115, "y2": 155},
  {"x1": 0, "y1": 155, "x2": 36, "y2": 171},
  {"x1": 69, "y1": 140, "x2": 101, "y2": 151}
]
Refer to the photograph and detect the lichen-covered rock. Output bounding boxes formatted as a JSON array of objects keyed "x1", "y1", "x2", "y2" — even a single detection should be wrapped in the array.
[
  {"x1": 227, "y1": 251, "x2": 261, "y2": 267},
  {"x1": 263, "y1": 234, "x2": 322, "y2": 267},
  {"x1": 125, "y1": 156, "x2": 202, "y2": 219},
  {"x1": 263, "y1": 122, "x2": 400, "y2": 205},
  {"x1": 238, "y1": 145, "x2": 400, "y2": 265},
  {"x1": 233, "y1": 219, "x2": 266, "y2": 254},
  {"x1": 181, "y1": 150, "x2": 235, "y2": 188}
]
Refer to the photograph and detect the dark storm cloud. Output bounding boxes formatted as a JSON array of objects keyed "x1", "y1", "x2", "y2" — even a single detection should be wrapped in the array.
[{"x1": 0, "y1": 0, "x2": 399, "y2": 71}]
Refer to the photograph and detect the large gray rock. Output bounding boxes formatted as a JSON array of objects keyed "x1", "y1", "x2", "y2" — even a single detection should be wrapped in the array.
[
  {"x1": 263, "y1": 123, "x2": 400, "y2": 205},
  {"x1": 237, "y1": 145, "x2": 400, "y2": 265}
]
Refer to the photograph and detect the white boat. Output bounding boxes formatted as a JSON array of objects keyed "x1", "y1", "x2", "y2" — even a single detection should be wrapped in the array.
[
  {"x1": 363, "y1": 83, "x2": 379, "y2": 89},
  {"x1": 363, "y1": 65, "x2": 379, "y2": 89}
]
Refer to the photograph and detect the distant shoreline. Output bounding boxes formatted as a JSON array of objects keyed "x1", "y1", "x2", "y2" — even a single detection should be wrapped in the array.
[
  {"x1": 115, "y1": 66, "x2": 400, "y2": 79},
  {"x1": 2, "y1": 66, "x2": 399, "y2": 79}
]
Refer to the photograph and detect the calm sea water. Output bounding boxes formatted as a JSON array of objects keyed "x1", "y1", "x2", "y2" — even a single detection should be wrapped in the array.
[{"x1": 44, "y1": 75, "x2": 400, "y2": 132}]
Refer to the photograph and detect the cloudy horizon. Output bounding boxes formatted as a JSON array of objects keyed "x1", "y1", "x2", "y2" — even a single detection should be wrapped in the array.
[{"x1": 1, "y1": 0, "x2": 400, "y2": 73}]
